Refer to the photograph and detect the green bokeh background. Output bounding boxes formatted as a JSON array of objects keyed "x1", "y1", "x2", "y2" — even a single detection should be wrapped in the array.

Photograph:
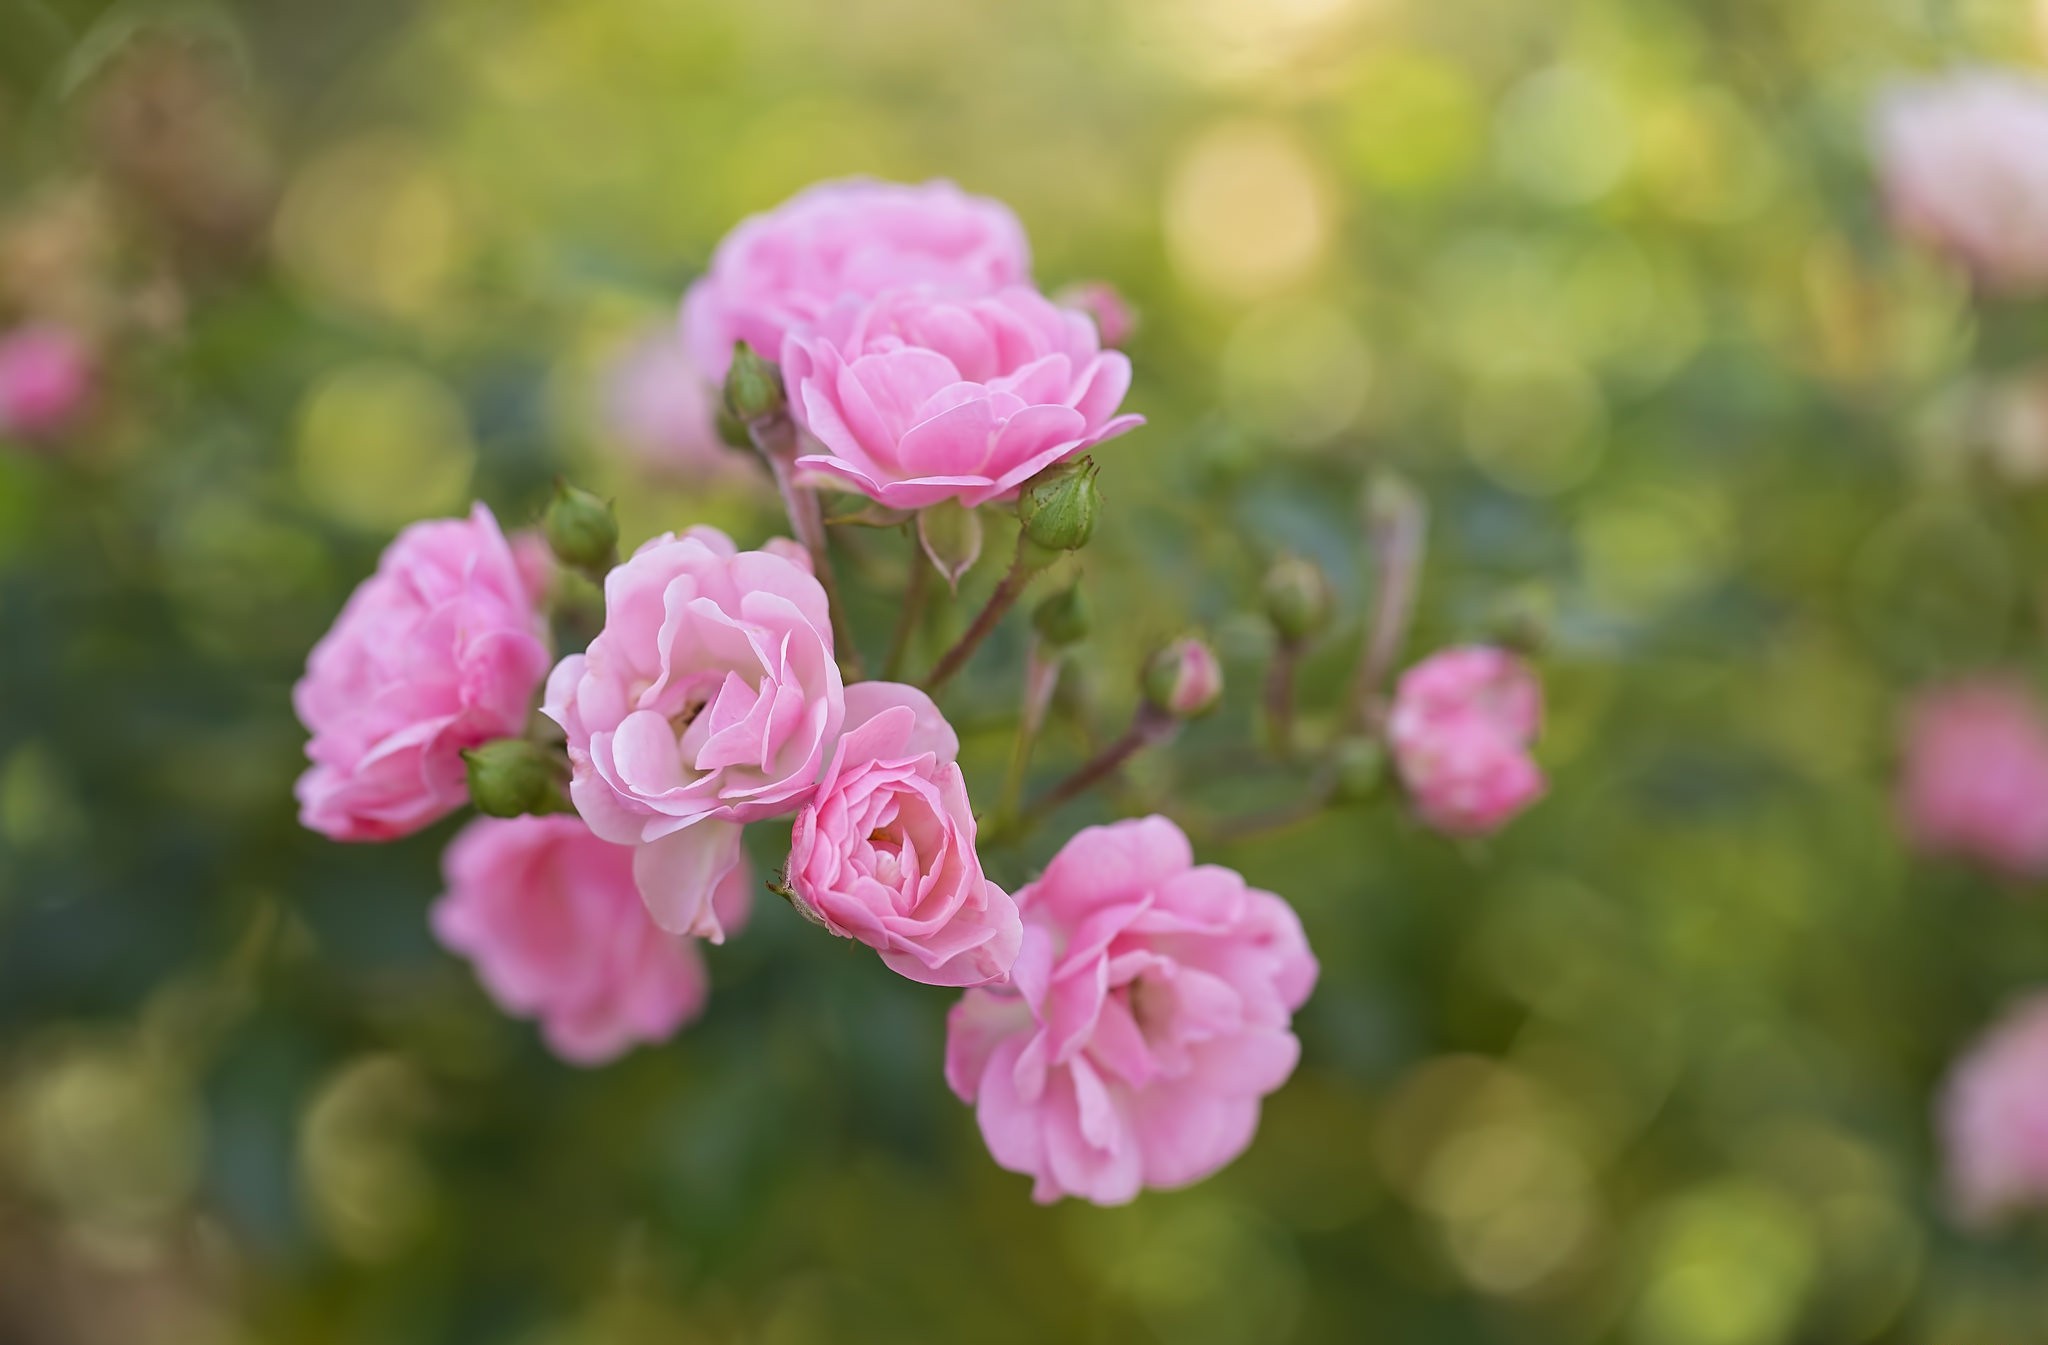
[{"x1": 4, "y1": 0, "x2": 2048, "y2": 1340}]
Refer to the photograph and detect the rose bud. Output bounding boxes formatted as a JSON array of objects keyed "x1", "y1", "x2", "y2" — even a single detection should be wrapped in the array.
[
  {"x1": 463, "y1": 738, "x2": 564, "y2": 818},
  {"x1": 1898, "y1": 678, "x2": 2048, "y2": 878},
  {"x1": 1032, "y1": 581, "x2": 1090, "y2": 648},
  {"x1": 542, "y1": 480, "x2": 619, "y2": 577},
  {"x1": 1144, "y1": 636, "x2": 1224, "y2": 719},
  {"x1": 1329, "y1": 735, "x2": 1386, "y2": 804},
  {"x1": 1261, "y1": 553, "x2": 1333, "y2": 644},
  {"x1": 0, "y1": 324, "x2": 93, "y2": 441},
  {"x1": 1055, "y1": 280, "x2": 1138, "y2": 347},
  {"x1": 1018, "y1": 458, "x2": 1101, "y2": 553},
  {"x1": 722, "y1": 341, "x2": 786, "y2": 424}
]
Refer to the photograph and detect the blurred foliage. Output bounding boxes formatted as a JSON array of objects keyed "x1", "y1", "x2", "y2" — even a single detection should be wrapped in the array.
[{"x1": 5, "y1": 0, "x2": 2048, "y2": 1341}]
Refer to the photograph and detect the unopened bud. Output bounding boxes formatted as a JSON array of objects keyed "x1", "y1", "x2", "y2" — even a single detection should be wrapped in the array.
[
  {"x1": 1262, "y1": 553, "x2": 1333, "y2": 644},
  {"x1": 714, "y1": 403, "x2": 752, "y2": 449},
  {"x1": 723, "y1": 342, "x2": 786, "y2": 423},
  {"x1": 1487, "y1": 583, "x2": 1554, "y2": 657},
  {"x1": 543, "y1": 481, "x2": 619, "y2": 575},
  {"x1": 1033, "y1": 582, "x2": 1090, "y2": 647},
  {"x1": 1017, "y1": 458, "x2": 1100, "y2": 552},
  {"x1": 1329, "y1": 736, "x2": 1386, "y2": 804},
  {"x1": 1143, "y1": 636, "x2": 1223, "y2": 719},
  {"x1": 464, "y1": 738, "x2": 563, "y2": 818},
  {"x1": 917, "y1": 498, "x2": 984, "y2": 591}
]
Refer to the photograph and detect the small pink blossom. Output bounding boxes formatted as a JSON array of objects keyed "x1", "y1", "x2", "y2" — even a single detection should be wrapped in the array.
[
  {"x1": 0, "y1": 324, "x2": 92, "y2": 440},
  {"x1": 1940, "y1": 991, "x2": 2048, "y2": 1225},
  {"x1": 1387, "y1": 645, "x2": 1545, "y2": 836},
  {"x1": 946, "y1": 816, "x2": 1317, "y2": 1205},
  {"x1": 432, "y1": 814, "x2": 751, "y2": 1066},
  {"x1": 1874, "y1": 72, "x2": 2048, "y2": 296},
  {"x1": 542, "y1": 526, "x2": 841, "y2": 939},
  {"x1": 1899, "y1": 678, "x2": 2048, "y2": 878},
  {"x1": 1145, "y1": 637, "x2": 1224, "y2": 719},
  {"x1": 788, "y1": 683, "x2": 1020, "y2": 987},
  {"x1": 295, "y1": 503, "x2": 552, "y2": 841},
  {"x1": 603, "y1": 329, "x2": 741, "y2": 478},
  {"x1": 782, "y1": 286, "x2": 1143, "y2": 509},
  {"x1": 682, "y1": 178, "x2": 1032, "y2": 382},
  {"x1": 1055, "y1": 281, "x2": 1137, "y2": 347}
]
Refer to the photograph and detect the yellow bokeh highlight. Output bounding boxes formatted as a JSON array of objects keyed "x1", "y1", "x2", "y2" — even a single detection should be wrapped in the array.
[
  {"x1": 1631, "y1": 1182, "x2": 1815, "y2": 1345},
  {"x1": 1344, "y1": 53, "x2": 1485, "y2": 198},
  {"x1": 1494, "y1": 65, "x2": 1635, "y2": 206},
  {"x1": 274, "y1": 135, "x2": 468, "y2": 324},
  {"x1": 1222, "y1": 298, "x2": 1373, "y2": 445},
  {"x1": 295, "y1": 360, "x2": 476, "y2": 530},
  {"x1": 1166, "y1": 120, "x2": 1333, "y2": 300},
  {"x1": 298, "y1": 1055, "x2": 438, "y2": 1262}
]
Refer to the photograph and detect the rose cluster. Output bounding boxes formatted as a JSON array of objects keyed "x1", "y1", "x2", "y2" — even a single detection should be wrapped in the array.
[{"x1": 294, "y1": 178, "x2": 1556, "y2": 1204}]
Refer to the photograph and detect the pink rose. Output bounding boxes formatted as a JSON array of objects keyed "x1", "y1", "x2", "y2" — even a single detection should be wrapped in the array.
[
  {"x1": 682, "y1": 178, "x2": 1032, "y2": 382},
  {"x1": 294, "y1": 503, "x2": 552, "y2": 841},
  {"x1": 782, "y1": 285, "x2": 1143, "y2": 509},
  {"x1": 603, "y1": 329, "x2": 742, "y2": 479},
  {"x1": 945, "y1": 816, "x2": 1317, "y2": 1205},
  {"x1": 1899, "y1": 679, "x2": 2048, "y2": 877},
  {"x1": 1874, "y1": 72, "x2": 2048, "y2": 296},
  {"x1": 0, "y1": 323, "x2": 92, "y2": 440},
  {"x1": 1941, "y1": 991, "x2": 2048, "y2": 1225},
  {"x1": 542, "y1": 526, "x2": 841, "y2": 939},
  {"x1": 787, "y1": 683, "x2": 1020, "y2": 987},
  {"x1": 1054, "y1": 280, "x2": 1138, "y2": 347},
  {"x1": 1387, "y1": 645, "x2": 1545, "y2": 836},
  {"x1": 432, "y1": 814, "x2": 752, "y2": 1066},
  {"x1": 1144, "y1": 636, "x2": 1224, "y2": 719}
]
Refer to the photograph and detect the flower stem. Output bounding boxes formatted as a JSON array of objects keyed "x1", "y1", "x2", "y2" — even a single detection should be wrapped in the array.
[
  {"x1": 883, "y1": 534, "x2": 932, "y2": 681},
  {"x1": 995, "y1": 643, "x2": 1063, "y2": 824},
  {"x1": 923, "y1": 533, "x2": 1043, "y2": 693},
  {"x1": 1015, "y1": 703, "x2": 1178, "y2": 831},
  {"x1": 750, "y1": 414, "x2": 863, "y2": 680},
  {"x1": 1264, "y1": 639, "x2": 1300, "y2": 760},
  {"x1": 1349, "y1": 475, "x2": 1428, "y2": 734}
]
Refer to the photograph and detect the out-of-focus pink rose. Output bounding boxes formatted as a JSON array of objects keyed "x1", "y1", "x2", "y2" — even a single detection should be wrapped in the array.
[
  {"x1": 1144, "y1": 637, "x2": 1224, "y2": 719},
  {"x1": 432, "y1": 814, "x2": 752, "y2": 1066},
  {"x1": 782, "y1": 286, "x2": 1143, "y2": 509},
  {"x1": 0, "y1": 324, "x2": 92, "y2": 440},
  {"x1": 1874, "y1": 72, "x2": 2048, "y2": 296},
  {"x1": 682, "y1": 178, "x2": 1032, "y2": 382},
  {"x1": 509, "y1": 528, "x2": 557, "y2": 607},
  {"x1": 1055, "y1": 281, "x2": 1137, "y2": 347},
  {"x1": 603, "y1": 330, "x2": 739, "y2": 478},
  {"x1": 788, "y1": 683, "x2": 1020, "y2": 986},
  {"x1": 946, "y1": 816, "x2": 1316, "y2": 1205},
  {"x1": 542, "y1": 526, "x2": 841, "y2": 939},
  {"x1": 1387, "y1": 645, "x2": 1545, "y2": 836},
  {"x1": 1899, "y1": 679, "x2": 2048, "y2": 877},
  {"x1": 1940, "y1": 991, "x2": 2048, "y2": 1225},
  {"x1": 295, "y1": 504, "x2": 552, "y2": 842}
]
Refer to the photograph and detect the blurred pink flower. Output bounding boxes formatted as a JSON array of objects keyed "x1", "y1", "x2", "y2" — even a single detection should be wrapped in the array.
[
  {"x1": 946, "y1": 816, "x2": 1316, "y2": 1205},
  {"x1": 0, "y1": 323, "x2": 92, "y2": 440},
  {"x1": 542, "y1": 526, "x2": 841, "y2": 939},
  {"x1": 782, "y1": 286, "x2": 1142, "y2": 508},
  {"x1": 294, "y1": 503, "x2": 552, "y2": 841},
  {"x1": 433, "y1": 814, "x2": 751, "y2": 1065},
  {"x1": 1387, "y1": 645, "x2": 1545, "y2": 836},
  {"x1": 1941, "y1": 991, "x2": 2048, "y2": 1225},
  {"x1": 788, "y1": 683, "x2": 1020, "y2": 987},
  {"x1": 682, "y1": 178, "x2": 1031, "y2": 382},
  {"x1": 1899, "y1": 679, "x2": 2048, "y2": 877},
  {"x1": 603, "y1": 330, "x2": 739, "y2": 477},
  {"x1": 1874, "y1": 72, "x2": 2048, "y2": 296},
  {"x1": 1055, "y1": 280, "x2": 1137, "y2": 347}
]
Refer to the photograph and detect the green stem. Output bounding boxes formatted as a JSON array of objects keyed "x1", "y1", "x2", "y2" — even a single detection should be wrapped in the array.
[
  {"x1": 751, "y1": 414, "x2": 863, "y2": 679},
  {"x1": 1014, "y1": 703, "x2": 1178, "y2": 834},
  {"x1": 883, "y1": 535, "x2": 932, "y2": 681},
  {"x1": 923, "y1": 535, "x2": 1043, "y2": 693}
]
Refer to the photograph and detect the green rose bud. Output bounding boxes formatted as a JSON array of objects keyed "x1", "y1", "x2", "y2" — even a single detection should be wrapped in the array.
[
  {"x1": 543, "y1": 480, "x2": 619, "y2": 576},
  {"x1": 1032, "y1": 581, "x2": 1090, "y2": 647},
  {"x1": 1262, "y1": 553, "x2": 1333, "y2": 644},
  {"x1": 463, "y1": 738, "x2": 564, "y2": 818},
  {"x1": 723, "y1": 342, "x2": 786, "y2": 423},
  {"x1": 1017, "y1": 459, "x2": 1100, "y2": 552},
  {"x1": 714, "y1": 403, "x2": 752, "y2": 450},
  {"x1": 1329, "y1": 735, "x2": 1386, "y2": 804}
]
